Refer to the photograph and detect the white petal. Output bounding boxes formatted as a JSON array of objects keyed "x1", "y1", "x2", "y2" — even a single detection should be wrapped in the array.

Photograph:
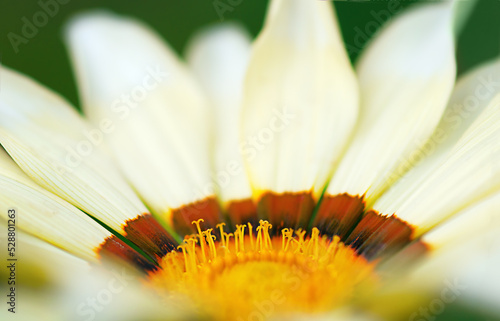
[
  {"x1": 264, "y1": 0, "x2": 282, "y2": 25},
  {"x1": 0, "y1": 223, "x2": 91, "y2": 284},
  {"x1": 0, "y1": 149, "x2": 113, "y2": 263},
  {"x1": 375, "y1": 93, "x2": 500, "y2": 235},
  {"x1": 0, "y1": 236, "x2": 186, "y2": 321},
  {"x1": 422, "y1": 191, "x2": 500, "y2": 250},
  {"x1": 327, "y1": 2, "x2": 456, "y2": 204},
  {"x1": 186, "y1": 23, "x2": 253, "y2": 205},
  {"x1": 0, "y1": 67, "x2": 174, "y2": 261},
  {"x1": 374, "y1": 58, "x2": 500, "y2": 229},
  {"x1": 241, "y1": 0, "x2": 359, "y2": 197},
  {"x1": 0, "y1": 67, "x2": 147, "y2": 232},
  {"x1": 411, "y1": 197, "x2": 500, "y2": 317},
  {"x1": 66, "y1": 12, "x2": 218, "y2": 226},
  {"x1": 433, "y1": 58, "x2": 500, "y2": 153}
]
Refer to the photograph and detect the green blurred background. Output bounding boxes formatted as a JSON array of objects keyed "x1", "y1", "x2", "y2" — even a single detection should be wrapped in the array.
[{"x1": 0, "y1": 0, "x2": 499, "y2": 320}]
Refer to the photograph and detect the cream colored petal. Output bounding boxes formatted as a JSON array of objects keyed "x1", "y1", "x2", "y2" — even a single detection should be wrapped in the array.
[
  {"x1": 66, "y1": 12, "x2": 215, "y2": 223},
  {"x1": 0, "y1": 149, "x2": 112, "y2": 262},
  {"x1": 0, "y1": 232, "x2": 189, "y2": 321},
  {"x1": 379, "y1": 186, "x2": 500, "y2": 319},
  {"x1": 186, "y1": 23, "x2": 253, "y2": 205},
  {"x1": 410, "y1": 198, "x2": 500, "y2": 317},
  {"x1": 453, "y1": 255, "x2": 500, "y2": 317},
  {"x1": 374, "y1": 58, "x2": 500, "y2": 227},
  {"x1": 242, "y1": 0, "x2": 359, "y2": 198},
  {"x1": 414, "y1": 179, "x2": 500, "y2": 288},
  {"x1": 265, "y1": 0, "x2": 282, "y2": 25},
  {"x1": 0, "y1": 226, "x2": 91, "y2": 321},
  {"x1": 327, "y1": 2, "x2": 456, "y2": 204},
  {"x1": 0, "y1": 66, "x2": 147, "y2": 233},
  {"x1": 432, "y1": 58, "x2": 500, "y2": 153},
  {"x1": 375, "y1": 93, "x2": 500, "y2": 235},
  {"x1": 0, "y1": 223, "x2": 90, "y2": 285},
  {"x1": 422, "y1": 191, "x2": 500, "y2": 251}
]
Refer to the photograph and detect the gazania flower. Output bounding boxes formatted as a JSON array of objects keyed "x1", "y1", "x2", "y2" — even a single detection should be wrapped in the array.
[{"x1": 1, "y1": 0, "x2": 499, "y2": 320}]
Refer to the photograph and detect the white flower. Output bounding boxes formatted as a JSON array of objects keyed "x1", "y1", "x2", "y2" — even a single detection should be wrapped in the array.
[{"x1": 0, "y1": 0, "x2": 499, "y2": 320}]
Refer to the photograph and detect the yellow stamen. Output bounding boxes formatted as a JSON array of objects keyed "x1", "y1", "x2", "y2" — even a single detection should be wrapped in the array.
[
  {"x1": 205, "y1": 229, "x2": 217, "y2": 260},
  {"x1": 281, "y1": 228, "x2": 288, "y2": 250},
  {"x1": 149, "y1": 220, "x2": 377, "y2": 321},
  {"x1": 192, "y1": 219, "x2": 207, "y2": 264},
  {"x1": 226, "y1": 232, "x2": 233, "y2": 250},
  {"x1": 216, "y1": 223, "x2": 226, "y2": 248},
  {"x1": 247, "y1": 222, "x2": 254, "y2": 250}
]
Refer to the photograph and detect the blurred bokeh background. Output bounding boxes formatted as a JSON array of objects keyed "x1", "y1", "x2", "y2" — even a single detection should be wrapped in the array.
[{"x1": 0, "y1": 0, "x2": 499, "y2": 320}]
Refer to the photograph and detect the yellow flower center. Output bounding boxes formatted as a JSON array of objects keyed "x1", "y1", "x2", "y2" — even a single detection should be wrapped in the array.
[{"x1": 148, "y1": 219, "x2": 377, "y2": 320}]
